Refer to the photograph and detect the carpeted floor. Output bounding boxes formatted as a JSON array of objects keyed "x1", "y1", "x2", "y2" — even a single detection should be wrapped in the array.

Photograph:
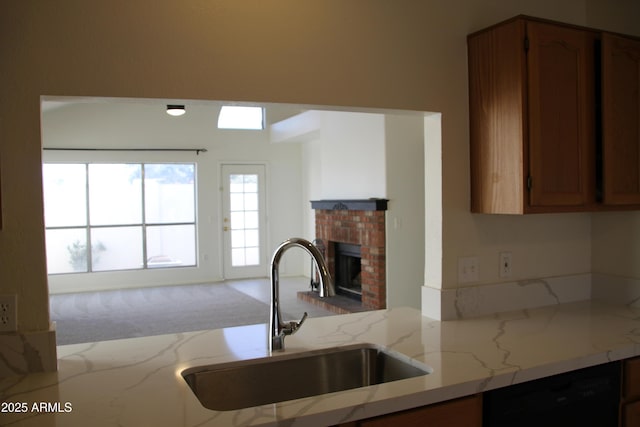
[{"x1": 50, "y1": 278, "x2": 334, "y2": 345}]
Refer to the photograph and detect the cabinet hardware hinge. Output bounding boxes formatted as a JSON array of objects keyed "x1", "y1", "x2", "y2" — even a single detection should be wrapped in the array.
[{"x1": 527, "y1": 175, "x2": 532, "y2": 191}]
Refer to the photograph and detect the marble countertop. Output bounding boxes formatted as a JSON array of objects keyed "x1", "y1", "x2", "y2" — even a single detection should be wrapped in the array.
[{"x1": 3, "y1": 301, "x2": 640, "y2": 426}]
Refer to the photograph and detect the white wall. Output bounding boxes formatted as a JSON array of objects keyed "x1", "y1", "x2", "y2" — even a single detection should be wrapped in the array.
[
  {"x1": 277, "y1": 109, "x2": 388, "y2": 253},
  {"x1": 317, "y1": 111, "x2": 386, "y2": 199},
  {"x1": 384, "y1": 114, "x2": 425, "y2": 308},
  {"x1": 42, "y1": 101, "x2": 305, "y2": 292},
  {"x1": 283, "y1": 110, "x2": 426, "y2": 308},
  {"x1": 3, "y1": 1, "x2": 640, "y2": 334}
]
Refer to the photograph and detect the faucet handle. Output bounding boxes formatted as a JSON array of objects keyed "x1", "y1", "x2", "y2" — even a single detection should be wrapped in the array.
[
  {"x1": 283, "y1": 312, "x2": 308, "y2": 336},
  {"x1": 296, "y1": 312, "x2": 308, "y2": 329}
]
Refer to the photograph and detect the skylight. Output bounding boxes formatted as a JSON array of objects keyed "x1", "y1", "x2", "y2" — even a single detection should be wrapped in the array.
[{"x1": 217, "y1": 106, "x2": 264, "y2": 130}]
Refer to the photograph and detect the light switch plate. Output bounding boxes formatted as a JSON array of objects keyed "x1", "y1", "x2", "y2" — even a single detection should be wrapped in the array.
[{"x1": 0, "y1": 294, "x2": 17, "y2": 332}]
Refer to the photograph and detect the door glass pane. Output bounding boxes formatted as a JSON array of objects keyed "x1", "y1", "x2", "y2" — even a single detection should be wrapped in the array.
[
  {"x1": 244, "y1": 193, "x2": 258, "y2": 210},
  {"x1": 245, "y1": 211, "x2": 258, "y2": 229},
  {"x1": 245, "y1": 248, "x2": 260, "y2": 265},
  {"x1": 42, "y1": 164, "x2": 87, "y2": 227},
  {"x1": 146, "y1": 224, "x2": 196, "y2": 268},
  {"x1": 231, "y1": 248, "x2": 245, "y2": 266},
  {"x1": 230, "y1": 212, "x2": 245, "y2": 229},
  {"x1": 245, "y1": 229, "x2": 259, "y2": 247},
  {"x1": 243, "y1": 174, "x2": 258, "y2": 192},
  {"x1": 231, "y1": 230, "x2": 245, "y2": 248},
  {"x1": 89, "y1": 164, "x2": 142, "y2": 225},
  {"x1": 45, "y1": 228, "x2": 88, "y2": 274},
  {"x1": 229, "y1": 173, "x2": 260, "y2": 267},
  {"x1": 91, "y1": 226, "x2": 143, "y2": 271},
  {"x1": 144, "y1": 164, "x2": 195, "y2": 223},
  {"x1": 229, "y1": 193, "x2": 244, "y2": 211}
]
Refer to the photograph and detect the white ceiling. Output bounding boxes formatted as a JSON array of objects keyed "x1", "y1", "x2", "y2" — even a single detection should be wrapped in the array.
[{"x1": 40, "y1": 96, "x2": 308, "y2": 126}]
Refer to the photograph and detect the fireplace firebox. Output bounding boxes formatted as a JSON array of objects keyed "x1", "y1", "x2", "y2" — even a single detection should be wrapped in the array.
[{"x1": 334, "y1": 242, "x2": 362, "y2": 300}]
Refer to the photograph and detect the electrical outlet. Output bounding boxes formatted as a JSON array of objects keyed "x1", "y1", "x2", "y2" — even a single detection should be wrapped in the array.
[
  {"x1": 458, "y1": 257, "x2": 479, "y2": 284},
  {"x1": 0, "y1": 294, "x2": 17, "y2": 332},
  {"x1": 499, "y1": 252, "x2": 512, "y2": 278}
]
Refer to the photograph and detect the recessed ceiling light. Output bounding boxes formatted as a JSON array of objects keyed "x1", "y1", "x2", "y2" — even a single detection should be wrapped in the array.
[{"x1": 166, "y1": 105, "x2": 186, "y2": 116}]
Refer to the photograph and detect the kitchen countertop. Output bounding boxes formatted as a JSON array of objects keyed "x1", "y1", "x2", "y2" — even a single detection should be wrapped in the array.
[{"x1": 3, "y1": 300, "x2": 640, "y2": 426}]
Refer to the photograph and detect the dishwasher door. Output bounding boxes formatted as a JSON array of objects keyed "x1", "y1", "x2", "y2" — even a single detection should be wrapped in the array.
[{"x1": 483, "y1": 361, "x2": 621, "y2": 427}]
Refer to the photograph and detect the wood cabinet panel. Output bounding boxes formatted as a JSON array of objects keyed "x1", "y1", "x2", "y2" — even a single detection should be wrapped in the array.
[
  {"x1": 602, "y1": 34, "x2": 640, "y2": 205},
  {"x1": 623, "y1": 400, "x2": 640, "y2": 427},
  {"x1": 469, "y1": 15, "x2": 640, "y2": 214},
  {"x1": 527, "y1": 21, "x2": 596, "y2": 208},
  {"x1": 469, "y1": 17, "x2": 598, "y2": 214},
  {"x1": 355, "y1": 395, "x2": 482, "y2": 427},
  {"x1": 469, "y1": 19, "x2": 527, "y2": 214},
  {"x1": 624, "y1": 357, "x2": 640, "y2": 401},
  {"x1": 0, "y1": 154, "x2": 2, "y2": 229}
]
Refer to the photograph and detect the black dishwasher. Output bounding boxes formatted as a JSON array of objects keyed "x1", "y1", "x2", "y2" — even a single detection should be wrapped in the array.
[{"x1": 483, "y1": 361, "x2": 621, "y2": 427}]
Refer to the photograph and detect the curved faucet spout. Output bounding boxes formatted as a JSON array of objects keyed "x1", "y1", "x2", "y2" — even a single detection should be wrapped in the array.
[{"x1": 270, "y1": 238, "x2": 334, "y2": 352}]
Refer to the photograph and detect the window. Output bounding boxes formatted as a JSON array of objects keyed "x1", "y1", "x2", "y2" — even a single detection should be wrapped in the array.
[{"x1": 43, "y1": 163, "x2": 196, "y2": 274}]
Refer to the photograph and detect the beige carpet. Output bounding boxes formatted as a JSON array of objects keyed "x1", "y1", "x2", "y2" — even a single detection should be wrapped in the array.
[
  {"x1": 50, "y1": 279, "x2": 334, "y2": 345},
  {"x1": 52, "y1": 283, "x2": 272, "y2": 345}
]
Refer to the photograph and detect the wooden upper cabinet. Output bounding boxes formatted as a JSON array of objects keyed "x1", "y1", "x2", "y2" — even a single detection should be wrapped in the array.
[
  {"x1": 469, "y1": 17, "x2": 597, "y2": 214},
  {"x1": 469, "y1": 16, "x2": 640, "y2": 214},
  {"x1": 601, "y1": 33, "x2": 640, "y2": 205},
  {"x1": 468, "y1": 18, "x2": 527, "y2": 214},
  {"x1": 526, "y1": 22, "x2": 596, "y2": 209}
]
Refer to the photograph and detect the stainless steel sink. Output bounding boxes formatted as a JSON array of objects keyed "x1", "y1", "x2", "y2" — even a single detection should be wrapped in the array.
[{"x1": 182, "y1": 343, "x2": 431, "y2": 411}]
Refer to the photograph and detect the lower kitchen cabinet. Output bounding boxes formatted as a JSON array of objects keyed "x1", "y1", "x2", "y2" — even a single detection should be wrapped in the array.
[
  {"x1": 623, "y1": 401, "x2": 640, "y2": 427},
  {"x1": 335, "y1": 394, "x2": 482, "y2": 427},
  {"x1": 334, "y1": 357, "x2": 640, "y2": 427},
  {"x1": 622, "y1": 357, "x2": 640, "y2": 427}
]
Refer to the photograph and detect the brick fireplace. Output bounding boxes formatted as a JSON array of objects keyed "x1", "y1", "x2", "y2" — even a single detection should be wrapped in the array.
[{"x1": 309, "y1": 199, "x2": 387, "y2": 311}]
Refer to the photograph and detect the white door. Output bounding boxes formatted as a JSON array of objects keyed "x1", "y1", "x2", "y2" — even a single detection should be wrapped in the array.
[{"x1": 221, "y1": 164, "x2": 267, "y2": 279}]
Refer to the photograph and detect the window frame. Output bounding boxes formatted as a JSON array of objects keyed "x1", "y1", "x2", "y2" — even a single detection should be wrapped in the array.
[{"x1": 43, "y1": 162, "x2": 197, "y2": 274}]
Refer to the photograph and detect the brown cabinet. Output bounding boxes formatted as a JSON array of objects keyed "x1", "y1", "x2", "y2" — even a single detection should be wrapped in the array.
[
  {"x1": 469, "y1": 16, "x2": 640, "y2": 214},
  {"x1": 335, "y1": 394, "x2": 482, "y2": 427},
  {"x1": 623, "y1": 357, "x2": 640, "y2": 426},
  {"x1": 602, "y1": 34, "x2": 640, "y2": 206},
  {"x1": 526, "y1": 21, "x2": 596, "y2": 210}
]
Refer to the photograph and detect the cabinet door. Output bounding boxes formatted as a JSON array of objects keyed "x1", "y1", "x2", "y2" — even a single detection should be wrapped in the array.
[
  {"x1": 624, "y1": 400, "x2": 640, "y2": 427},
  {"x1": 602, "y1": 34, "x2": 640, "y2": 205},
  {"x1": 355, "y1": 395, "x2": 482, "y2": 427},
  {"x1": 624, "y1": 357, "x2": 640, "y2": 401},
  {"x1": 526, "y1": 22, "x2": 596, "y2": 208}
]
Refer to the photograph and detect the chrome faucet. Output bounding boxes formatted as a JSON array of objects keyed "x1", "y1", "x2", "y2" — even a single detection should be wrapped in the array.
[{"x1": 270, "y1": 238, "x2": 334, "y2": 352}]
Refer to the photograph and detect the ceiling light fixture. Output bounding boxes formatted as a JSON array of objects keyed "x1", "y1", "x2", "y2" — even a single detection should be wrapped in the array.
[{"x1": 166, "y1": 105, "x2": 186, "y2": 116}]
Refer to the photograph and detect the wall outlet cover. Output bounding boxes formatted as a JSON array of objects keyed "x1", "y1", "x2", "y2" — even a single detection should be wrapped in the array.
[
  {"x1": 0, "y1": 294, "x2": 18, "y2": 332},
  {"x1": 499, "y1": 252, "x2": 512, "y2": 278},
  {"x1": 458, "y1": 257, "x2": 479, "y2": 284}
]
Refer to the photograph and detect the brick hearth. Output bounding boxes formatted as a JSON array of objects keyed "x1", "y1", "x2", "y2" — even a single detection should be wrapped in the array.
[{"x1": 310, "y1": 199, "x2": 387, "y2": 310}]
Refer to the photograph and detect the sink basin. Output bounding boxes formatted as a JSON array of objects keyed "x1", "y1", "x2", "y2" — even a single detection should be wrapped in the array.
[{"x1": 182, "y1": 343, "x2": 431, "y2": 411}]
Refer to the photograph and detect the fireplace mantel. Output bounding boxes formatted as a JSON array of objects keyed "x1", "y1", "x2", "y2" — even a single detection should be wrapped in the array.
[{"x1": 310, "y1": 198, "x2": 388, "y2": 211}]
